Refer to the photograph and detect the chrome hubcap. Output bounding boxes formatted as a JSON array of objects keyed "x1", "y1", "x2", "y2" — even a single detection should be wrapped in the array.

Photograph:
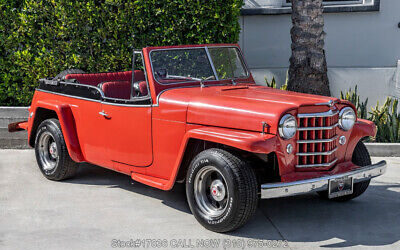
[
  {"x1": 49, "y1": 142, "x2": 58, "y2": 159},
  {"x1": 38, "y1": 131, "x2": 58, "y2": 172},
  {"x1": 210, "y1": 179, "x2": 225, "y2": 202},
  {"x1": 194, "y1": 166, "x2": 229, "y2": 219}
]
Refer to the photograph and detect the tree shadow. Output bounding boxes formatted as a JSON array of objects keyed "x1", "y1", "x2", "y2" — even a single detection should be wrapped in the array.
[{"x1": 66, "y1": 163, "x2": 400, "y2": 247}]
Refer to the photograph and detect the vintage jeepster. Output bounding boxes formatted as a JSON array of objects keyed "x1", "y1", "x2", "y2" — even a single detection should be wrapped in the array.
[{"x1": 9, "y1": 44, "x2": 387, "y2": 232}]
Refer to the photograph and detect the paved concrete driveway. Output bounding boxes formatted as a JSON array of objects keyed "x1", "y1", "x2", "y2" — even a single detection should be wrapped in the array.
[{"x1": 1, "y1": 150, "x2": 399, "y2": 250}]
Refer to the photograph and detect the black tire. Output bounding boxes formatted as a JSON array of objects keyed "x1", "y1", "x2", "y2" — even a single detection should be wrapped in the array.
[
  {"x1": 34, "y1": 119, "x2": 78, "y2": 181},
  {"x1": 318, "y1": 141, "x2": 371, "y2": 201},
  {"x1": 186, "y1": 148, "x2": 258, "y2": 232},
  {"x1": 54, "y1": 69, "x2": 85, "y2": 80}
]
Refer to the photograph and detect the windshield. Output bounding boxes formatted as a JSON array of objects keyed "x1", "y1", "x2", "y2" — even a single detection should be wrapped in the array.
[{"x1": 150, "y1": 47, "x2": 248, "y2": 84}]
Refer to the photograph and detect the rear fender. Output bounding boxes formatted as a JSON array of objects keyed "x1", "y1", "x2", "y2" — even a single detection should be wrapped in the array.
[
  {"x1": 8, "y1": 121, "x2": 29, "y2": 132},
  {"x1": 31, "y1": 100, "x2": 84, "y2": 162}
]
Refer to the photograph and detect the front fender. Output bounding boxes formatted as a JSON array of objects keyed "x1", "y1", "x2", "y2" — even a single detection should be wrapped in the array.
[
  {"x1": 345, "y1": 119, "x2": 377, "y2": 161},
  {"x1": 185, "y1": 126, "x2": 278, "y2": 154},
  {"x1": 162, "y1": 126, "x2": 278, "y2": 190},
  {"x1": 31, "y1": 100, "x2": 84, "y2": 162}
]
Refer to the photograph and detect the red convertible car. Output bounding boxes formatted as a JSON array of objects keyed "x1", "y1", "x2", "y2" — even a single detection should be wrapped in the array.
[{"x1": 10, "y1": 44, "x2": 386, "y2": 232}]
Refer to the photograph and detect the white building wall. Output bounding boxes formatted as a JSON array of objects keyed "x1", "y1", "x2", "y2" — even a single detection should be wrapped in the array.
[{"x1": 239, "y1": 0, "x2": 400, "y2": 108}]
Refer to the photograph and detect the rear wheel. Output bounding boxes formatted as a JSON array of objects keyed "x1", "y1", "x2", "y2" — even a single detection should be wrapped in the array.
[
  {"x1": 35, "y1": 119, "x2": 78, "y2": 181},
  {"x1": 186, "y1": 148, "x2": 258, "y2": 232},
  {"x1": 318, "y1": 141, "x2": 371, "y2": 201}
]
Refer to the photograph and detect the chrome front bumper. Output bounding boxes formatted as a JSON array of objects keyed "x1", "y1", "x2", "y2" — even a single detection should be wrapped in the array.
[{"x1": 261, "y1": 160, "x2": 387, "y2": 199}]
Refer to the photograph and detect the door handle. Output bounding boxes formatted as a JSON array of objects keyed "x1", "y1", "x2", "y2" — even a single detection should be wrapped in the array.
[{"x1": 99, "y1": 110, "x2": 111, "y2": 119}]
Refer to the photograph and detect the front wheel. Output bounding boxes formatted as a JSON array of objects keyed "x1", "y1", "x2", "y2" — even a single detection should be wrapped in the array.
[
  {"x1": 186, "y1": 148, "x2": 258, "y2": 232},
  {"x1": 318, "y1": 141, "x2": 371, "y2": 201}
]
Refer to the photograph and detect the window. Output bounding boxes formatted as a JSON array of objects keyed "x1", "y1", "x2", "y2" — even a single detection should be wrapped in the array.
[
  {"x1": 242, "y1": 0, "x2": 379, "y2": 14},
  {"x1": 284, "y1": 0, "x2": 364, "y2": 6},
  {"x1": 151, "y1": 48, "x2": 216, "y2": 84},
  {"x1": 149, "y1": 47, "x2": 249, "y2": 85},
  {"x1": 208, "y1": 47, "x2": 248, "y2": 80}
]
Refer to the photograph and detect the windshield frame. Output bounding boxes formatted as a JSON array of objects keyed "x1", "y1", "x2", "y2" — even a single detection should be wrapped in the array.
[{"x1": 148, "y1": 45, "x2": 250, "y2": 85}]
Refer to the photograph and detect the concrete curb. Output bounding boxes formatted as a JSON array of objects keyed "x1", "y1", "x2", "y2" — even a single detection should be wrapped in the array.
[
  {"x1": 0, "y1": 107, "x2": 29, "y2": 149},
  {"x1": 365, "y1": 143, "x2": 400, "y2": 157},
  {"x1": 1, "y1": 107, "x2": 400, "y2": 156}
]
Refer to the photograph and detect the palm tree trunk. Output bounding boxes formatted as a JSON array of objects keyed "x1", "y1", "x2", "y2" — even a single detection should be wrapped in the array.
[{"x1": 287, "y1": 0, "x2": 331, "y2": 96}]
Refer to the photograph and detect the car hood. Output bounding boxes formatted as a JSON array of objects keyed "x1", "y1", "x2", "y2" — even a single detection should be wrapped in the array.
[{"x1": 159, "y1": 85, "x2": 340, "y2": 134}]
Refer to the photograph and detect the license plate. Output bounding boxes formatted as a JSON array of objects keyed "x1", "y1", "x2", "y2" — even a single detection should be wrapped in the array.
[{"x1": 328, "y1": 176, "x2": 353, "y2": 198}]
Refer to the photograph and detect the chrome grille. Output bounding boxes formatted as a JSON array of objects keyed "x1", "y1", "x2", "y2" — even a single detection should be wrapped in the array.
[{"x1": 296, "y1": 109, "x2": 339, "y2": 169}]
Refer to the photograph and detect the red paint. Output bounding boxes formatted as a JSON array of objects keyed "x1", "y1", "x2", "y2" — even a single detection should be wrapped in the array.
[
  {"x1": 11, "y1": 44, "x2": 377, "y2": 190},
  {"x1": 8, "y1": 121, "x2": 28, "y2": 132}
]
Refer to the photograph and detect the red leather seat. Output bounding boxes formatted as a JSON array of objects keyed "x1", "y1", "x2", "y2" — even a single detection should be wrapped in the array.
[
  {"x1": 65, "y1": 70, "x2": 145, "y2": 86},
  {"x1": 101, "y1": 81, "x2": 131, "y2": 99},
  {"x1": 138, "y1": 81, "x2": 148, "y2": 96}
]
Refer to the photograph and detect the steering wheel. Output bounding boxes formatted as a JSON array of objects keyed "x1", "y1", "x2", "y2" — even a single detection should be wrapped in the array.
[
  {"x1": 156, "y1": 68, "x2": 167, "y2": 79},
  {"x1": 204, "y1": 75, "x2": 216, "y2": 81},
  {"x1": 133, "y1": 81, "x2": 142, "y2": 97}
]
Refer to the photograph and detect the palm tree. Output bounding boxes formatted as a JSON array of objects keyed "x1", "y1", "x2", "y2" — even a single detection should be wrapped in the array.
[{"x1": 287, "y1": 0, "x2": 331, "y2": 96}]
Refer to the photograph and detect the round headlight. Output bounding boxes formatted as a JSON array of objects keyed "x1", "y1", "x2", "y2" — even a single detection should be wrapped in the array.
[
  {"x1": 279, "y1": 114, "x2": 297, "y2": 140},
  {"x1": 339, "y1": 107, "x2": 356, "y2": 131}
]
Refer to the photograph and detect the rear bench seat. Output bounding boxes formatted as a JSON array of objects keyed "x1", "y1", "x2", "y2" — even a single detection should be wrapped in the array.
[
  {"x1": 99, "y1": 81, "x2": 131, "y2": 99},
  {"x1": 65, "y1": 70, "x2": 145, "y2": 86},
  {"x1": 64, "y1": 70, "x2": 146, "y2": 99}
]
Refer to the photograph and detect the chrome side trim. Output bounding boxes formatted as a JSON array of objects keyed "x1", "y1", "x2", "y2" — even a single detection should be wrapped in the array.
[
  {"x1": 296, "y1": 158, "x2": 338, "y2": 168},
  {"x1": 36, "y1": 89, "x2": 103, "y2": 104},
  {"x1": 297, "y1": 135, "x2": 338, "y2": 144},
  {"x1": 297, "y1": 123, "x2": 339, "y2": 131},
  {"x1": 101, "y1": 101, "x2": 152, "y2": 108},
  {"x1": 296, "y1": 147, "x2": 337, "y2": 156},
  {"x1": 261, "y1": 160, "x2": 387, "y2": 199},
  {"x1": 36, "y1": 89, "x2": 153, "y2": 107},
  {"x1": 297, "y1": 109, "x2": 339, "y2": 118}
]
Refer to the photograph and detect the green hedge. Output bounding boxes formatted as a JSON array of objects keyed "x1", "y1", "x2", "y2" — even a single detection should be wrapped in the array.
[{"x1": 0, "y1": 0, "x2": 243, "y2": 106}]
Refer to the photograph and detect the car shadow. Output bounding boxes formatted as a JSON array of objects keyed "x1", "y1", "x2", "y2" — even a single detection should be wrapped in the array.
[
  {"x1": 232, "y1": 182, "x2": 400, "y2": 248},
  {"x1": 66, "y1": 163, "x2": 190, "y2": 214},
  {"x1": 66, "y1": 163, "x2": 400, "y2": 247}
]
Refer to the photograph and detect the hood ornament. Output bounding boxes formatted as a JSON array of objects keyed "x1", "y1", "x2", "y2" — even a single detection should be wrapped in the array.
[{"x1": 316, "y1": 99, "x2": 338, "y2": 107}]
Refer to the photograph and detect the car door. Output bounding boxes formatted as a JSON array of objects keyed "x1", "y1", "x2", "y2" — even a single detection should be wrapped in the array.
[
  {"x1": 99, "y1": 51, "x2": 153, "y2": 172},
  {"x1": 62, "y1": 85, "x2": 110, "y2": 168},
  {"x1": 100, "y1": 102, "x2": 153, "y2": 171},
  {"x1": 74, "y1": 99, "x2": 110, "y2": 167}
]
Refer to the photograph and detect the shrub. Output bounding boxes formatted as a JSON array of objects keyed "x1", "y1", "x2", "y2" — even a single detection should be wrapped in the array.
[
  {"x1": 370, "y1": 98, "x2": 400, "y2": 143},
  {"x1": 265, "y1": 71, "x2": 288, "y2": 90},
  {"x1": 340, "y1": 86, "x2": 368, "y2": 119},
  {"x1": 0, "y1": 0, "x2": 243, "y2": 106},
  {"x1": 341, "y1": 87, "x2": 400, "y2": 143}
]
